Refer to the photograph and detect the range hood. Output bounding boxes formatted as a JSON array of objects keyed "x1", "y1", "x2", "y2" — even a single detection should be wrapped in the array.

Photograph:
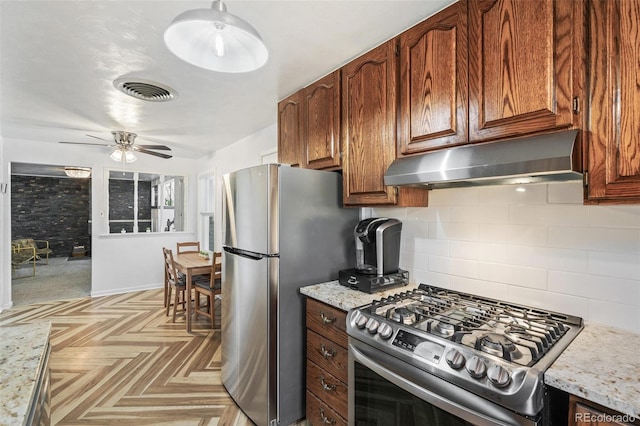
[{"x1": 384, "y1": 130, "x2": 582, "y2": 189}]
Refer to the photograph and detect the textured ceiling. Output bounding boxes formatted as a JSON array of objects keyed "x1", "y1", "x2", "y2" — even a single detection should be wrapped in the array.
[{"x1": 0, "y1": 0, "x2": 455, "y2": 160}]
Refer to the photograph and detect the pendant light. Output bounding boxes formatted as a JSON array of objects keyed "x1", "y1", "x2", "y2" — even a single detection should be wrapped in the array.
[
  {"x1": 64, "y1": 167, "x2": 91, "y2": 178},
  {"x1": 164, "y1": 0, "x2": 268, "y2": 73}
]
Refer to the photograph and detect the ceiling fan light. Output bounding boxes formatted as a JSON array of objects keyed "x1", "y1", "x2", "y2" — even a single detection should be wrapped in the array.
[
  {"x1": 124, "y1": 150, "x2": 137, "y2": 163},
  {"x1": 163, "y1": 0, "x2": 268, "y2": 73},
  {"x1": 110, "y1": 149, "x2": 123, "y2": 162},
  {"x1": 64, "y1": 167, "x2": 91, "y2": 178}
]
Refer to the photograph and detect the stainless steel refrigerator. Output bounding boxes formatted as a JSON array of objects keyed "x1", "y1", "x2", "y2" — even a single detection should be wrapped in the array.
[{"x1": 221, "y1": 164, "x2": 358, "y2": 426}]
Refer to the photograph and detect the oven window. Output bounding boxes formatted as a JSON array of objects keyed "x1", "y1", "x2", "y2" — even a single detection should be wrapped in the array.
[{"x1": 354, "y1": 361, "x2": 474, "y2": 426}]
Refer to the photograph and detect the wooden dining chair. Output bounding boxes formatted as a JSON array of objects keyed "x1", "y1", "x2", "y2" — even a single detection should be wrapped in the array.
[
  {"x1": 177, "y1": 241, "x2": 200, "y2": 254},
  {"x1": 163, "y1": 247, "x2": 189, "y2": 322},
  {"x1": 192, "y1": 252, "x2": 222, "y2": 329}
]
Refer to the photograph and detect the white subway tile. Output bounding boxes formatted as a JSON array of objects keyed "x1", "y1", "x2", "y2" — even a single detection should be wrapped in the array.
[
  {"x1": 413, "y1": 237, "x2": 449, "y2": 256},
  {"x1": 448, "y1": 276, "x2": 510, "y2": 299},
  {"x1": 479, "y1": 184, "x2": 547, "y2": 205},
  {"x1": 587, "y1": 251, "x2": 640, "y2": 280},
  {"x1": 428, "y1": 187, "x2": 479, "y2": 206},
  {"x1": 504, "y1": 245, "x2": 548, "y2": 269},
  {"x1": 506, "y1": 286, "x2": 589, "y2": 319},
  {"x1": 450, "y1": 241, "x2": 507, "y2": 263},
  {"x1": 509, "y1": 204, "x2": 588, "y2": 226},
  {"x1": 408, "y1": 206, "x2": 451, "y2": 222},
  {"x1": 411, "y1": 270, "x2": 451, "y2": 288},
  {"x1": 548, "y1": 270, "x2": 640, "y2": 305},
  {"x1": 477, "y1": 262, "x2": 547, "y2": 290},
  {"x1": 429, "y1": 256, "x2": 478, "y2": 279},
  {"x1": 546, "y1": 247, "x2": 588, "y2": 272},
  {"x1": 428, "y1": 221, "x2": 479, "y2": 241},
  {"x1": 548, "y1": 226, "x2": 640, "y2": 252},
  {"x1": 451, "y1": 204, "x2": 509, "y2": 224},
  {"x1": 588, "y1": 205, "x2": 640, "y2": 229},
  {"x1": 547, "y1": 182, "x2": 584, "y2": 204},
  {"x1": 588, "y1": 300, "x2": 640, "y2": 333},
  {"x1": 478, "y1": 224, "x2": 548, "y2": 246},
  {"x1": 370, "y1": 207, "x2": 407, "y2": 220}
]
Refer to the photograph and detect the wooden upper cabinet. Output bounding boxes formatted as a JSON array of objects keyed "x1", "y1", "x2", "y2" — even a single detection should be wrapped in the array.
[
  {"x1": 587, "y1": 0, "x2": 640, "y2": 202},
  {"x1": 277, "y1": 91, "x2": 303, "y2": 167},
  {"x1": 468, "y1": 0, "x2": 583, "y2": 142},
  {"x1": 399, "y1": 1, "x2": 469, "y2": 155},
  {"x1": 341, "y1": 40, "x2": 399, "y2": 206},
  {"x1": 303, "y1": 71, "x2": 341, "y2": 170}
]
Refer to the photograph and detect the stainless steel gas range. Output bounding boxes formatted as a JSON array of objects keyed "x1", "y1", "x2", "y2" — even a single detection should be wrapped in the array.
[{"x1": 346, "y1": 284, "x2": 583, "y2": 426}]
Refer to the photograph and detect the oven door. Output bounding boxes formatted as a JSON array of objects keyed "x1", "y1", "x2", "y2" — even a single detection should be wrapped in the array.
[{"x1": 349, "y1": 338, "x2": 540, "y2": 426}]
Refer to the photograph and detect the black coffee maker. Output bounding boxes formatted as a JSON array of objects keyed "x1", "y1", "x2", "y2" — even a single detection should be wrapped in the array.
[
  {"x1": 354, "y1": 217, "x2": 402, "y2": 276},
  {"x1": 339, "y1": 218, "x2": 408, "y2": 293}
]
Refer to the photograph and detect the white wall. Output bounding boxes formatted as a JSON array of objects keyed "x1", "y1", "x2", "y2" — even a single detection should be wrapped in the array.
[
  {"x1": 1, "y1": 138, "x2": 199, "y2": 307},
  {"x1": 196, "y1": 124, "x2": 277, "y2": 251},
  {"x1": 372, "y1": 182, "x2": 640, "y2": 333}
]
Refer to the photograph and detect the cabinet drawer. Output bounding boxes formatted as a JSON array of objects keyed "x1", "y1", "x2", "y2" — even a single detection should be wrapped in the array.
[
  {"x1": 307, "y1": 329, "x2": 348, "y2": 383},
  {"x1": 306, "y1": 298, "x2": 347, "y2": 348},
  {"x1": 306, "y1": 389, "x2": 347, "y2": 426},
  {"x1": 307, "y1": 360, "x2": 348, "y2": 420}
]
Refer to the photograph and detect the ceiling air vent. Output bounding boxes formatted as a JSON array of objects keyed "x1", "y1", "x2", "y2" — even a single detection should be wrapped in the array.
[{"x1": 113, "y1": 77, "x2": 178, "y2": 102}]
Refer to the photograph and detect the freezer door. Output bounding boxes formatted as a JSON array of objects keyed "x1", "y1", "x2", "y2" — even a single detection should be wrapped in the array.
[
  {"x1": 221, "y1": 247, "x2": 277, "y2": 426},
  {"x1": 223, "y1": 164, "x2": 278, "y2": 255}
]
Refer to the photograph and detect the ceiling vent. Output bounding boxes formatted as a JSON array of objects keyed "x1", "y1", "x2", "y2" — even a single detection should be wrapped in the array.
[{"x1": 113, "y1": 77, "x2": 178, "y2": 102}]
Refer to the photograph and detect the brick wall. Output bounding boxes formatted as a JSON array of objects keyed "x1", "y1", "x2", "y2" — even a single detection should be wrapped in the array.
[{"x1": 11, "y1": 175, "x2": 91, "y2": 257}]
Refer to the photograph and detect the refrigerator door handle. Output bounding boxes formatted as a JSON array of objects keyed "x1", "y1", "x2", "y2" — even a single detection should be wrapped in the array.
[{"x1": 223, "y1": 246, "x2": 276, "y2": 260}]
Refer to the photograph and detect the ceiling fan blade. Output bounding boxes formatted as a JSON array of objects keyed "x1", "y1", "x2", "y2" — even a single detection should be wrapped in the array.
[
  {"x1": 86, "y1": 134, "x2": 113, "y2": 142},
  {"x1": 135, "y1": 147, "x2": 173, "y2": 159},
  {"x1": 137, "y1": 144, "x2": 172, "y2": 151},
  {"x1": 59, "y1": 141, "x2": 113, "y2": 147}
]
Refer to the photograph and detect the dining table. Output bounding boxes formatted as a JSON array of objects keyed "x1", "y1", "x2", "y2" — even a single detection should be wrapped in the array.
[{"x1": 172, "y1": 252, "x2": 213, "y2": 333}]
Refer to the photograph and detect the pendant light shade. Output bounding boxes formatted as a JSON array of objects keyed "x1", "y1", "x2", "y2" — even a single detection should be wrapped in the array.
[
  {"x1": 64, "y1": 167, "x2": 91, "y2": 178},
  {"x1": 164, "y1": 0, "x2": 268, "y2": 73},
  {"x1": 110, "y1": 148, "x2": 137, "y2": 163}
]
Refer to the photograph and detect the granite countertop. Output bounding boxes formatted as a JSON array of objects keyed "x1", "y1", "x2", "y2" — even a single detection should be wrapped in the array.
[
  {"x1": 300, "y1": 280, "x2": 419, "y2": 311},
  {"x1": 0, "y1": 322, "x2": 51, "y2": 425},
  {"x1": 302, "y1": 281, "x2": 640, "y2": 418},
  {"x1": 545, "y1": 322, "x2": 640, "y2": 418}
]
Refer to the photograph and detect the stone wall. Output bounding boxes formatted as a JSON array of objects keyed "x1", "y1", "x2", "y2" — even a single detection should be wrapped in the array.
[{"x1": 11, "y1": 175, "x2": 91, "y2": 257}]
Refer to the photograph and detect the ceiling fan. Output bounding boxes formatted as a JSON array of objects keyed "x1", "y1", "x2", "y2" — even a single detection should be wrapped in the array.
[{"x1": 59, "y1": 130, "x2": 173, "y2": 162}]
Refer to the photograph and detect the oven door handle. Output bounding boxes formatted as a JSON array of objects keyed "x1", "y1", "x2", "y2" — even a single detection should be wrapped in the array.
[{"x1": 349, "y1": 341, "x2": 540, "y2": 426}]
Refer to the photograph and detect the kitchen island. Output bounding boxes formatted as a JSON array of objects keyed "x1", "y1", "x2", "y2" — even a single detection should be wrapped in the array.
[{"x1": 0, "y1": 322, "x2": 51, "y2": 425}]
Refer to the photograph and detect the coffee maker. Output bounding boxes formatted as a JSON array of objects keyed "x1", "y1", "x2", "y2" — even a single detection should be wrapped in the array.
[{"x1": 339, "y1": 218, "x2": 408, "y2": 293}]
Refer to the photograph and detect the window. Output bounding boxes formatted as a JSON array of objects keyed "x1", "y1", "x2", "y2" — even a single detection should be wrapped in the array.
[{"x1": 108, "y1": 170, "x2": 186, "y2": 233}]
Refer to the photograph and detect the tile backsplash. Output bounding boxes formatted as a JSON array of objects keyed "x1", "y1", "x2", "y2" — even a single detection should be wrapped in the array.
[{"x1": 372, "y1": 182, "x2": 640, "y2": 333}]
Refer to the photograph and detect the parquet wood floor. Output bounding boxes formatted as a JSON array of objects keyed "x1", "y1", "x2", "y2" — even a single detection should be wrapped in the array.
[{"x1": 0, "y1": 289, "x2": 255, "y2": 425}]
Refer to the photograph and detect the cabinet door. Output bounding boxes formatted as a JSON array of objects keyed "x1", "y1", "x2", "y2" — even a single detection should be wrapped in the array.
[
  {"x1": 587, "y1": 0, "x2": 640, "y2": 201},
  {"x1": 342, "y1": 40, "x2": 398, "y2": 205},
  {"x1": 303, "y1": 71, "x2": 341, "y2": 170},
  {"x1": 399, "y1": 1, "x2": 468, "y2": 155},
  {"x1": 468, "y1": 0, "x2": 581, "y2": 141},
  {"x1": 277, "y1": 91, "x2": 303, "y2": 167}
]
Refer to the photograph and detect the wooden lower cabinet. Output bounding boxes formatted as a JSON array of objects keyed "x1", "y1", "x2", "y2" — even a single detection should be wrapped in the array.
[
  {"x1": 569, "y1": 395, "x2": 638, "y2": 426},
  {"x1": 306, "y1": 298, "x2": 348, "y2": 425}
]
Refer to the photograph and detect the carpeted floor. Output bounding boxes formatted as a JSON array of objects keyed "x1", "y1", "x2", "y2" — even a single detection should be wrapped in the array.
[{"x1": 11, "y1": 256, "x2": 91, "y2": 306}]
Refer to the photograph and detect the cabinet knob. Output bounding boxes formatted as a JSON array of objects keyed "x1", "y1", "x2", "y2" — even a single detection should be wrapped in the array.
[
  {"x1": 319, "y1": 408, "x2": 336, "y2": 425},
  {"x1": 319, "y1": 344, "x2": 336, "y2": 359},
  {"x1": 320, "y1": 311, "x2": 336, "y2": 324}
]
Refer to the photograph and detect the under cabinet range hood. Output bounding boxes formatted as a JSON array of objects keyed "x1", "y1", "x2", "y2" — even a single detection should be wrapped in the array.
[{"x1": 384, "y1": 130, "x2": 583, "y2": 189}]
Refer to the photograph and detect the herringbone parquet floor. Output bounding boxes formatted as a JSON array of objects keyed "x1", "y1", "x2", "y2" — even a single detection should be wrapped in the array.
[{"x1": 0, "y1": 288, "x2": 255, "y2": 425}]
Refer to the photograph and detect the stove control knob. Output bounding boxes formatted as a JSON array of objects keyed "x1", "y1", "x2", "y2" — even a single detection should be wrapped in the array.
[
  {"x1": 445, "y1": 349, "x2": 466, "y2": 370},
  {"x1": 353, "y1": 311, "x2": 368, "y2": 329},
  {"x1": 377, "y1": 323, "x2": 393, "y2": 340},
  {"x1": 487, "y1": 364, "x2": 511, "y2": 388},
  {"x1": 365, "y1": 318, "x2": 380, "y2": 334},
  {"x1": 466, "y1": 356, "x2": 487, "y2": 379}
]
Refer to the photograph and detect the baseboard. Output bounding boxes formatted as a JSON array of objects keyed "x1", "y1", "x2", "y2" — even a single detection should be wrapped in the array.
[{"x1": 91, "y1": 282, "x2": 163, "y2": 298}]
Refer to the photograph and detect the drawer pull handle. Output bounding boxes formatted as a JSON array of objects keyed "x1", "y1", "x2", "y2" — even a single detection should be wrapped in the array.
[
  {"x1": 319, "y1": 344, "x2": 336, "y2": 359},
  {"x1": 320, "y1": 376, "x2": 337, "y2": 392},
  {"x1": 319, "y1": 408, "x2": 336, "y2": 425},
  {"x1": 320, "y1": 311, "x2": 336, "y2": 324}
]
